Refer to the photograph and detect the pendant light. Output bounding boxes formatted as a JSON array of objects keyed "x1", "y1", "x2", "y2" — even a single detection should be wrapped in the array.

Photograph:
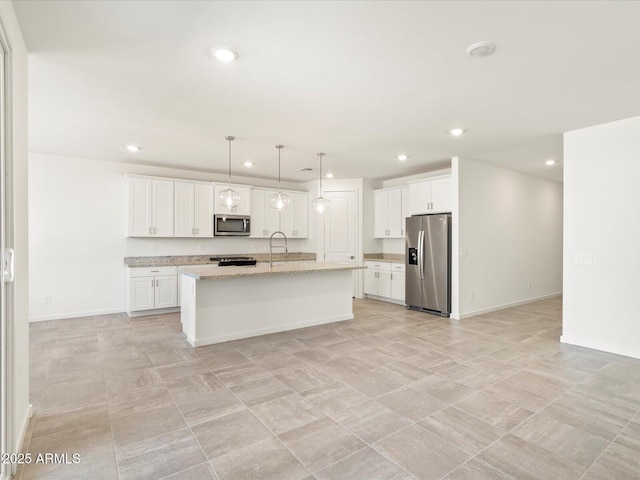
[
  {"x1": 269, "y1": 144, "x2": 290, "y2": 210},
  {"x1": 218, "y1": 135, "x2": 241, "y2": 210},
  {"x1": 312, "y1": 152, "x2": 330, "y2": 214}
]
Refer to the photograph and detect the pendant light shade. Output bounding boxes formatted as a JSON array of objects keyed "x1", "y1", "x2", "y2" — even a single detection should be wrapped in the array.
[
  {"x1": 218, "y1": 136, "x2": 241, "y2": 210},
  {"x1": 269, "y1": 144, "x2": 290, "y2": 211},
  {"x1": 312, "y1": 152, "x2": 330, "y2": 214}
]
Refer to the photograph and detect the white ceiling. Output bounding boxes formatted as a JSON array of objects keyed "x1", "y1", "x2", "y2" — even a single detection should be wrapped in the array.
[{"x1": 13, "y1": 1, "x2": 640, "y2": 183}]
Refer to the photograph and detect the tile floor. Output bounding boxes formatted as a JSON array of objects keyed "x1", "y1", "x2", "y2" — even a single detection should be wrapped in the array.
[{"x1": 17, "y1": 297, "x2": 640, "y2": 480}]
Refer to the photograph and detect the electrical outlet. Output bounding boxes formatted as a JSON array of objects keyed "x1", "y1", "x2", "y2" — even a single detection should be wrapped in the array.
[
  {"x1": 527, "y1": 282, "x2": 531, "y2": 291},
  {"x1": 254, "y1": 243, "x2": 260, "y2": 251},
  {"x1": 469, "y1": 291, "x2": 475, "y2": 301},
  {"x1": 151, "y1": 244, "x2": 158, "y2": 253},
  {"x1": 199, "y1": 244, "x2": 205, "y2": 252},
  {"x1": 44, "y1": 295, "x2": 52, "y2": 304}
]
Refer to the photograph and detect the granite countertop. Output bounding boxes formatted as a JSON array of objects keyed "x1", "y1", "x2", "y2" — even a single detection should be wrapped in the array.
[
  {"x1": 178, "y1": 261, "x2": 365, "y2": 280},
  {"x1": 125, "y1": 252, "x2": 316, "y2": 267},
  {"x1": 363, "y1": 253, "x2": 406, "y2": 263}
]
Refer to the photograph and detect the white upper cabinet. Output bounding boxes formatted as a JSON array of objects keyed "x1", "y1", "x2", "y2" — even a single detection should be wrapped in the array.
[
  {"x1": 213, "y1": 184, "x2": 251, "y2": 216},
  {"x1": 251, "y1": 188, "x2": 308, "y2": 238},
  {"x1": 407, "y1": 175, "x2": 452, "y2": 215},
  {"x1": 280, "y1": 191, "x2": 309, "y2": 238},
  {"x1": 250, "y1": 188, "x2": 280, "y2": 238},
  {"x1": 174, "y1": 181, "x2": 214, "y2": 237},
  {"x1": 128, "y1": 176, "x2": 174, "y2": 237},
  {"x1": 374, "y1": 187, "x2": 404, "y2": 238}
]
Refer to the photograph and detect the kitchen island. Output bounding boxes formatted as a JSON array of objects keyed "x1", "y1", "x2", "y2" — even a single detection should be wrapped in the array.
[{"x1": 178, "y1": 261, "x2": 364, "y2": 347}]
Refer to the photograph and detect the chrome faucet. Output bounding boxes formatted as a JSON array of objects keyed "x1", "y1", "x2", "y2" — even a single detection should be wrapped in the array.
[{"x1": 269, "y1": 231, "x2": 288, "y2": 269}]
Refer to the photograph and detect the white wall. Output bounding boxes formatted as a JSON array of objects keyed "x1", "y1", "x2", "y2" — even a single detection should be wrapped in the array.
[
  {"x1": 563, "y1": 116, "x2": 640, "y2": 358},
  {"x1": 0, "y1": 0, "x2": 30, "y2": 459},
  {"x1": 454, "y1": 157, "x2": 563, "y2": 319},
  {"x1": 29, "y1": 153, "x2": 307, "y2": 321}
]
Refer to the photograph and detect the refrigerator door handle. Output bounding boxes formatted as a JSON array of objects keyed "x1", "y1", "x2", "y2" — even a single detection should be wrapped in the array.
[{"x1": 418, "y1": 230, "x2": 424, "y2": 280}]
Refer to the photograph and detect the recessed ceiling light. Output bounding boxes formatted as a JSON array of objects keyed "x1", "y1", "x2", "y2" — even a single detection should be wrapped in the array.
[
  {"x1": 397, "y1": 154, "x2": 409, "y2": 161},
  {"x1": 211, "y1": 46, "x2": 239, "y2": 63},
  {"x1": 326, "y1": 172, "x2": 334, "y2": 179},
  {"x1": 243, "y1": 161, "x2": 253, "y2": 168},
  {"x1": 449, "y1": 128, "x2": 465, "y2": 136},
  {"x1": 126, "y1": 145, "x2": 141, "y2": 152},
  {"x1": 466, "y1": 41, "x2": 496, "y2": 57},
  {"x1": 545, "y1": 159, "x2": 556, "y2": 166}
]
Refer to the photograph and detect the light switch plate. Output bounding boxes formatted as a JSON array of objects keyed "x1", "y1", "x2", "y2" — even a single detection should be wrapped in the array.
[{"x1": 574, "y1": 253, "x2": 593, "y2": 264}]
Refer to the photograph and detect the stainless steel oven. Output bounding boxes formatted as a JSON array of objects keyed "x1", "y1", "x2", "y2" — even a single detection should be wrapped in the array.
[{"x1": 214, "y1": 214, "x2": 250, "y2": 236}]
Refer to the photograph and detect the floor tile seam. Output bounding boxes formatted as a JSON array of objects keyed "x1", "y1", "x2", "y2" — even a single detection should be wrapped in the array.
[
  {"x1": 576, "y1": 407, "x2": 640, "y2": 480},
  {"x1": 168, "y1": 388, "x2": 223, "y2": 480},
  {"x1": 313, "y1": 444, "x2": 413, "y2": 480},
  {"x1": 368, "y1": 423, "x2": 459, "y2": 480},
  {"x1": 432, "y1": 454, "x2": 517, "y2": 480},
  {"x1": 219, "y1": 386, "x2": 316, "y2": 479}
]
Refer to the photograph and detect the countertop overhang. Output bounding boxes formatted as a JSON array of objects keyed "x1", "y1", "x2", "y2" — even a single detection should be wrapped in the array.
[{"x1": 178, "y1": 261, "x2": 365, "y2": 280}]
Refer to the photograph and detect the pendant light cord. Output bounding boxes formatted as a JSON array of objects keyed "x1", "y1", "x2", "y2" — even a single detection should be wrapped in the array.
[
  {"x1": 318, "y1": 152, "x2": 325, "y2": 194},
  {"x1": 225, "y1": 135, "x2": 235, "y2": 187},
  {"x1": 276, "y1": 145, "x2": 284, "y2": 187}
]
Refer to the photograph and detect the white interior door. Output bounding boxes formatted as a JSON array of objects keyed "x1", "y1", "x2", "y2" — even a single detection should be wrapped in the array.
[
  {"x1": 0, "y1": 37, "x2": 13, "y2": 479},
  {"x1": 323, "y1": 191, "x2": 357, "y2": 296}
]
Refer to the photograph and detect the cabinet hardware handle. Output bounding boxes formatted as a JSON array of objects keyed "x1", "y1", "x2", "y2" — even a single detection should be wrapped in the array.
[
  {"x1": 391, "y1": 273, "x2": 393, "y2": 280},
  {"x1": 148, "y1": 227, "x2": 152, "y2": 234},
  {"x1": 150, "y1": 270, "x2": 159, "y2": 273},
  {"x1": 195, "y1": 228, "x2": 199, "y2": 234}
]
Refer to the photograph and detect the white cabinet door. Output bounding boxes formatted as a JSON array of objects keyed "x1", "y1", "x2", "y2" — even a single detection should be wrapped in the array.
[
  {"x1": 430, "y1": 176, "x2": 452, "y2": 213},
  {"x1": 214, "y1": 184, "x2": 252, "y2": 215},
  {"x1": 390, "y1": 272, "x2": 405, "y2": 301},
  {"x1": 387, "y1": 188, "x2": 403, "y2": 237},
  {"x1": 408, "y1": 175, "x2": 452, "y2": 215},
  {"x1": 280, "y1": 192, "x2": 308, "y2": 238},
  {"x1": 155, "y1": 275, "x2": 178, "y2": 309},
  {"x1": 250, "y1": 188, "x2": 280, "y2": 237},
  {"x1": 292, "y1": 192, "x2": 309, "y2": 238},
  {"x1": 250, "y1": 189, "x2": 267, "y2": 238},
  {"x1": 363, "y1": 268, "x2": 378, "y2": 295},
  {"x1": 408, "y1": 181, "x2": 432, "y2": 216},
  {"x1": 128, "y1": 177, "x2": 153, "y2": 236},
  {"x1": 174, "y1": 181, "x2": 195, "y2": 237},
  {"x1": 401, "y1": 187, "x2": 409, "y2": 237},
  {"x1": 374, "y1": 188, "x2": 403, "y2": 238},
  {"x1": 373, "y1": 190, "x2": 388, "y2": 238},
  {"x1": 194, "y1": 183, "x2": 214, "y2": 237},
  {"x1": 378, "y1": 271, "x2": 391, "y2": 298},
  {"x1": 152, "y1": 179, "x2": 174, "y2": 237},
  {"x1": 129, "y1": 277, "x2": 155, "y2": 311}
]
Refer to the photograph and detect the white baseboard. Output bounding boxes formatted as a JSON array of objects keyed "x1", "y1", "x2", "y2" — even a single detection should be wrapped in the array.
[
  {"x1": 457, "y1": 292, "x2": 562, "y2": 319},
  {"x1": 17, "y1": 404, "x2": 33, "y2": 453},
  {"x1": 364, "y1": 294, "x2": 405, "y2": 306},
  {"x1": 127, "y1": 307, "x2": 180, "y2": 318},
  {"x1": 29, "y1": 307, "x2": 127, "y2": 322},
  {"x1": 561, "y1": 335, "x2": 640, "y2": 360},
  {"x1": 189, "y1": 313, "x2": 354, "y2": 347}
]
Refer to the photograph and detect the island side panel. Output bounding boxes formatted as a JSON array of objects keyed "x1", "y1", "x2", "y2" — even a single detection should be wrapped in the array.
[
  {"x1": 180, "y1": 274, "x2": 197, "y2": 345},
  {"x1": 191, "y1": 269, "x2": 353, "y2": 346}
]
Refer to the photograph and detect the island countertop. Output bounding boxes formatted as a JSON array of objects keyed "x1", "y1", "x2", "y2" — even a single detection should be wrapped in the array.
[{"x1": 178, "y1": 261, "x2": 365, "y2": 280}]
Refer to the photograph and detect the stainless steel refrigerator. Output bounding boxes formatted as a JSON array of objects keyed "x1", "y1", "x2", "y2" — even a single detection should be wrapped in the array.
[{"x1": 405, "y1": 213, "x2": 451, "y2": 316}]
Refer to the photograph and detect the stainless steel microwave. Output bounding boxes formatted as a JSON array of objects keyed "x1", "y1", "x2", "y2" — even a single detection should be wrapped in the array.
[{"x1": 214, "y1": 214, "x2": 251, "y2": 236}]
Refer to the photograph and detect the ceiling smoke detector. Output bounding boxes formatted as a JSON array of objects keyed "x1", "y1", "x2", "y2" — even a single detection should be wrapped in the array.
[{"x1": 466, "y1": 41, "x2": 496, "y2": 57}]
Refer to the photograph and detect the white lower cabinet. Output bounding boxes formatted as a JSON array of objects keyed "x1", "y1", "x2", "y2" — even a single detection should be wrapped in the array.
[
  {"x1": 127, "y1": 266, "x2": 178, "y2": 314},
  {"x1": 364, "y1": 261, "x2": 405, "y2": 303}
]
